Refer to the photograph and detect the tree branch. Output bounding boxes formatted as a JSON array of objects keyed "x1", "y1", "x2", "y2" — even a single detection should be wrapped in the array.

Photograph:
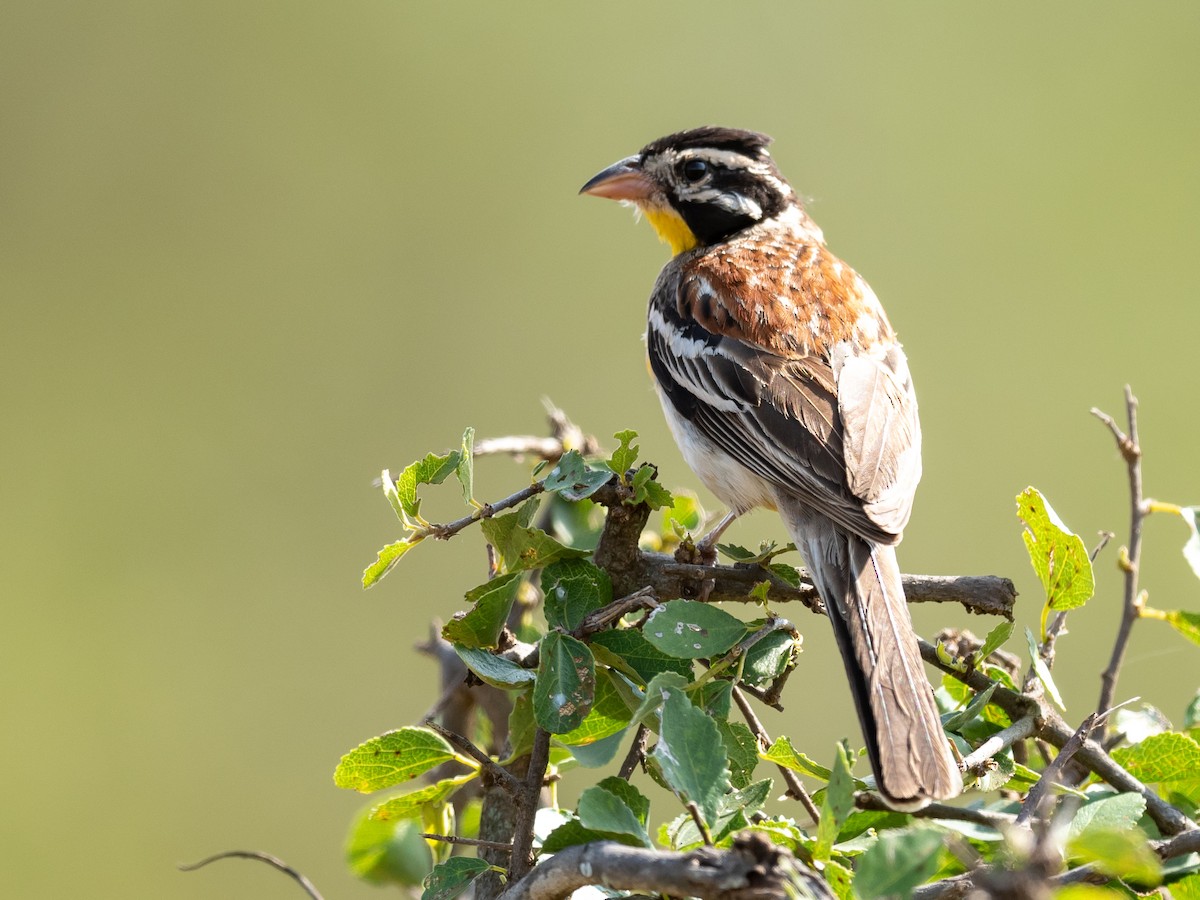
[
  {"x1": 918, "y1": 638, "x2": 1197, "y2": 836},
  {"x1": 500, "y1": 835, "x2": 835, "y2": 900}
]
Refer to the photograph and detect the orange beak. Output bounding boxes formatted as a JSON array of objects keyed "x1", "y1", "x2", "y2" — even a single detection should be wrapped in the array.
[{"x1": 579, "y1": 156, "x2": 657, "y2": 203}]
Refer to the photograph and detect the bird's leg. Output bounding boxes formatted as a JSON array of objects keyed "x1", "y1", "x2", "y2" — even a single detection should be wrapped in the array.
[
  {"x1": 695, "y1": 510, "x2": 739, "y2": 562},
  {"x1": 675, "y1": 509, "x2": 739, "y2": 568}
]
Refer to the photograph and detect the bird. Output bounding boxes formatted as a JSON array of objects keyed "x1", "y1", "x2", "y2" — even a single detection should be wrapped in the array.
[{"x1": 580, "y1": 126, "x2": 962, "y2": 809}]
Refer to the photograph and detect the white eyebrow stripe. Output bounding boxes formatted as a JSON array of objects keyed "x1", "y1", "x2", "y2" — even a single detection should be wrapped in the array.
[{"x1": 679, "y1": 148, "x2": 762, "y2": 169}]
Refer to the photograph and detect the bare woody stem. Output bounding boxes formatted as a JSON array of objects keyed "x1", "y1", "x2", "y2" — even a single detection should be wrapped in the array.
[{"x1": 1092, "y1": 386, "x2": 1145, "y2": 722}]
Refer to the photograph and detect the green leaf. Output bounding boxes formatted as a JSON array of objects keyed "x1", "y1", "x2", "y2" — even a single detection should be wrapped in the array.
[
  {"x1": 814, "y1": 743, "x2": 856, "y2": 864},
  {"x1": 547, "y1": 494, "x2": 605, "y2": 551},
  {"x1": 630, "y1": 464, "x2": 674, "y2": 509},
  {"x1": 742, "y1": 630, "x2": 798, "y2": 688},
  {"x1": 854, "y1": 827, "x2": 946, "y2": 898},
  {"x1": 1067, "y1": 792, "x2": 1147, "y2": 843},
  {"x1": 943, "y1": 683, "x2": 998, "y2": 732},
  {"x1": 1067, "y1": 827, "x2": 1162, "y2": 887},
  {"x1": 1016, "y1": 486, "x2": 1095, "y2": 612},
  {"x1": 977, "y1": 620, "x2": 1015, "y2": 661},
  {"x1": 1169, "y1": 873, "x2": 1200, "y2": 900},
  {"x1": 368, "y1": 778, "x2": 465, "y2": 822},
  {"x1": 768, "y1": 562, "x2": 802, "y2": 588},
  {"x1": 577, "y1": 783, "x2": 650, "y2": 846},
  {"x1": 541, "y1": 558, "x2": 611, "y2": 632},
  {"x1": 1111, "y1": 731, "x2": 1200, "y2": 783},
  {"x1": 335, "y1": 728, "x2": 458, "y2": 793},
  {"x1": 543, "y1": 450, "x2": 612, "y2": 502},
  {"x1": 540, "y1": 818, "x2": 612, "y2": 853},
  {"x1": 1025, "y1": 627, "x2": 1066, "y2": 710},
  {"x1": 506, "y1": 692, "x2": 536, "y2": 761},
  {"x1": 346, "y1": 809, "x2": 433, "y2": 887},
  {"x1": 556, "y1": 669, "x2": 632, "y2": 747},
  {"x1": 1181, "y1": 507, "x2": 1200, "y2": 580},
  {"x1": 567, "y1": 730, "x2": 626, "y2": 768},
  {"x1": 588, "y1": 629, "x2": 694, "y2": 685},
  {"x1": 643, "y1": 599, "x2": 749, "y2": 659},
  {"x1": 974, "y1": 748, "x2": 1016, "y2": 792},
  {"x1": 480, "y1": 511, "x2": 588, "y2": 572},
  {"x1": 456, "y1": 427, "x2": 475, "y2": 506},
  {"x1": 453, "y1": 645, "x2": 537, "y2": 687},
  {"x1": 534, "y1": 632, "x2": 595, "y2": 734},
  {"x1": 595, "y1": 775, "x2": 650, "y2": 825},
  {"x1": 698, "y1": 678, "x2": 732, "y2": 719},
  {"x1": 363, "y1": 539, "x2": 421, "y2": 588},
  {"x1": 630, "y1": 671, "x2": 691, "y2": 727},
  {"x1": 717, "y1": 542, "x2": 762, "y2": 563},
  {"x1": 653, "y1": 679, "x2": 731, "y2": 825},
  {"x1": 822, "y1": 858, "x2": 855, "y2": 900},
  {"x1": 662, "y1": 492, "x2": 705, "y2": 536},
  {"x1": 421, "y1": 857, "x2": 493, "y2": 900},
  {"x1": 396, "y1": 450, "x2": 463, "y2": 520},
  {"x1": 1163, "y1": 610, "x2": 1200, "y2": 647},
  {"x1": 761, "y1": 736, "x2": 834, "y2": 781},
  {"x1": 1185, "y1": 691, "x2": 1200, "y2": 732},
  {"x1": 717, "y1": 720, "x2": 760, "y2": 789},
  {"x1": 441, "y1": 573, "x2": 522, "y2": 649},
  {"x1": 607, "y1": 429, "x2": 640, "y2": 477}
]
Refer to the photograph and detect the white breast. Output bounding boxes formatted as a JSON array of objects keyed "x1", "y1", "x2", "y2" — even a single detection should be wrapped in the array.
[{"x1": 655, "y1": 384, "x2": 778, "y2": 514}]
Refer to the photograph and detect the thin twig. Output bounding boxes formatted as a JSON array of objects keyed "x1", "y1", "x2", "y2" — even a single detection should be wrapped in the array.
[
  {"x1": 426, "y1": 721, "x2": 523, "y2": 794},
  {"x1": 617, "y1": 724, "x2": 649, "y2": 780},
  {"x1": 1014, "y1": 712, "x2": 1102, "y2": 828},
  {"x1": 179, "y1": 851, "x2": 324, "y2": 900},
  {"x1": 959, "y1": 715, "x2": 1038, "y2": 775},
  {"x1": 918, "y1": 638, "x2": 1197, "y2": 835},
  {"x1": 575, "y1": 586, "x2": 659, "y2": 638},
  {"x1": 426, "y1": 483, "x2": 546, "y2": 541},
  {"x1": 731, "y1": 686, "x2": 821, "y2": 823},
  {"x1": 686, "y1": 801, "x2": 715, "y2": 846},
  {"x1": 856, "y1": 794, "x2": 1015, "y2": 830},
  {"x1": 420, "y1": 833, "x2": 514, "y2": 852},
  {"x1": 1093, "y1": 386, "x2": 1145, "y2": 721}
]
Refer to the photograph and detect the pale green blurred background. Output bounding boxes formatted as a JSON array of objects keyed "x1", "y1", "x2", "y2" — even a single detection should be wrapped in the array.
[{"x1": 3, "y1": 2, "x2": 1199, "y2": 897}]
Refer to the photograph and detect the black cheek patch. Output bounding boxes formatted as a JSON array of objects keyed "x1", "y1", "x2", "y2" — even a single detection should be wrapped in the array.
[{"x1": 676, "y1": 200, "x2": 758, "y2": 246}]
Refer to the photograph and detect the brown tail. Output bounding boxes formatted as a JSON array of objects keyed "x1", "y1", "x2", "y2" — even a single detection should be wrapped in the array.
[{"x1": 786, "y1": 512, "x2": 962, "y2": 808}]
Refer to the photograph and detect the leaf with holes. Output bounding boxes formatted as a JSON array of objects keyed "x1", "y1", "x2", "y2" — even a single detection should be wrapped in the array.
[
  {"x1": 543, "y1": 450, "x2": 611, "y2": 502},
  {"x1": 643, "y1": 599, "x2": 748, "y2": 659},
  {"x1": 556, "y1": 668, "x2": 632, "y2": 748}
]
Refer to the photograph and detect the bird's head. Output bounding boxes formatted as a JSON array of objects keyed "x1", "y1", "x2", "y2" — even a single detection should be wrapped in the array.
[{"x1": 580, "y1": 126, "x2": 798, "y2": 255}]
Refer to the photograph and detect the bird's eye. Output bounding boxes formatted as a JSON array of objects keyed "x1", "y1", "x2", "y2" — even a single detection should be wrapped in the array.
[{"x1": 681, "y1": 159, "x2": 709, "y2": 182}]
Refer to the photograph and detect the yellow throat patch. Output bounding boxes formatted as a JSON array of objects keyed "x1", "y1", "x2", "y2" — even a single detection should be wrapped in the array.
[{"x1": 643, "y1": 206, "x2": 699, "y2": 256}]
